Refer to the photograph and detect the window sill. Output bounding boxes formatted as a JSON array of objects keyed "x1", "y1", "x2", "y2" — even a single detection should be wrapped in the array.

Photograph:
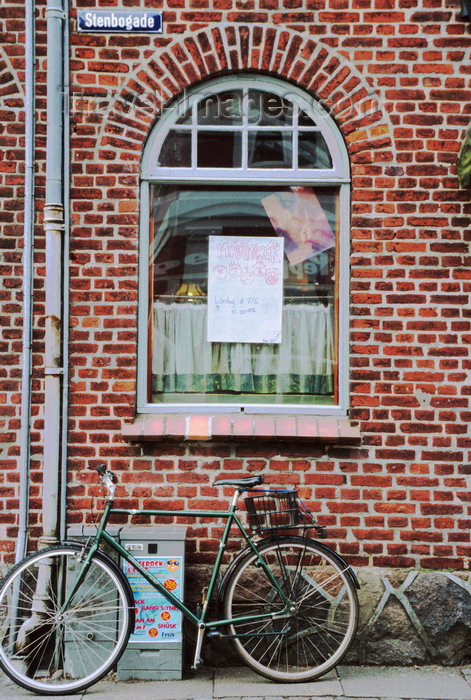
[{"x1": 122, "y1": 414, "x2": 361, "y2": 443}]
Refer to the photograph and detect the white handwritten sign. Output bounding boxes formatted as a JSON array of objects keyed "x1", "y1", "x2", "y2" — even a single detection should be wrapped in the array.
[{"x1": 207, "y1": 236, "x2": 284, "y2": 344}]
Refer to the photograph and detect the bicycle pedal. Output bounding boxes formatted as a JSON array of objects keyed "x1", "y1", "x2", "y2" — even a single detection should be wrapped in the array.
[{"x1": 191, "y1": 657, "x2": 204, "y2": 671}]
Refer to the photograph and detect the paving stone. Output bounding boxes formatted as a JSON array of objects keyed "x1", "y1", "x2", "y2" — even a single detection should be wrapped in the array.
[
  {"x1": 213, "y1": 666, "x2": 341, "y2": 697},
  {"x1": 338, "y1": 665, "x2": 471, "y2": 700}
]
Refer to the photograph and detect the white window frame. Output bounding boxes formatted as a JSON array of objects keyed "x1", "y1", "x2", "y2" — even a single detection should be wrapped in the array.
[{"x1": 138, "y1": 74, "x2": 351, "y2": 416}]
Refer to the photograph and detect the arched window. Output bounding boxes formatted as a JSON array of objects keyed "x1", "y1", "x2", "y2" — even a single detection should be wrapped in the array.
[{"x1": 138, "y1": 75, "x2": 350, "y2": 415}]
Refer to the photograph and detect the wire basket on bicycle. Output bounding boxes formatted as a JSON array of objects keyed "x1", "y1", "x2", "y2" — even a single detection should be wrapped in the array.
[{"x1": 244, "y1": 489, "x2": 323, "y2": 535}]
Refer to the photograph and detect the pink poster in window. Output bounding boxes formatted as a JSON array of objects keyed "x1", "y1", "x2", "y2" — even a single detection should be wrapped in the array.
[{"x1": 261, "y1": 187, "x2": 334, "y2": 265}]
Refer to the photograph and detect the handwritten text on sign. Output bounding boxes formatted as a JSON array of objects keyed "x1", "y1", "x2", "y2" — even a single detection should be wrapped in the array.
[{"x1": 207, "y1": 236, "x2": 284, "y2": 344}]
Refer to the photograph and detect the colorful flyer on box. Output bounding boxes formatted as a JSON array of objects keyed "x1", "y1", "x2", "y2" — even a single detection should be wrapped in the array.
[
  {"x1": 123, "y1": 556, "x2": 182, "y2": 643},
  {"x1": 207, "y1": 235, "x2": 284, "y2": 344}
]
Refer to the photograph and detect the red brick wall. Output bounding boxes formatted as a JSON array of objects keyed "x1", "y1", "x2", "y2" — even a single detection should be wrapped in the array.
[
  {"x1": 0, "y1": 0, "x2": 46, "y2": 561},
  {"x1": 1, "y1": 0, "x2": 470, "y2": 572}
]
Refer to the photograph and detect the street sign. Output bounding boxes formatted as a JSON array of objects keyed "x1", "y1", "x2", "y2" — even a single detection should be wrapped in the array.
[{"x1": 77, "y1": 10, "x2": 163, "y2": 33}]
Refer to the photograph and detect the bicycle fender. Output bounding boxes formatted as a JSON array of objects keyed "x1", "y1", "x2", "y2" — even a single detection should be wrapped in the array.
[
  {"x1": 278, "y1": 536, "x2": 361, "y2": 590},
  {"x1": 305, "y1": 538, "x2": 361, "y2": 590}
]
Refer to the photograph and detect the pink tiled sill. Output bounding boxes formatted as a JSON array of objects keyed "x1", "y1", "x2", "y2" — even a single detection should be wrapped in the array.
[{"x1": 122, "y1": 414, "x2": 361, "y2": 443}]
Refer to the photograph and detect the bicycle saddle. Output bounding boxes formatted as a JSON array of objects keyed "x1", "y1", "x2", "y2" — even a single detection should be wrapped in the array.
[{"x1": 213, "y1": 476, "x2": 263, "y2": 488}]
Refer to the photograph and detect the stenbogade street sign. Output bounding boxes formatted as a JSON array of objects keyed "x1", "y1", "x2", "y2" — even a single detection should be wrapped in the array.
[{"x1": 77, "y1": 10, "x2": 163, "y2": 33}]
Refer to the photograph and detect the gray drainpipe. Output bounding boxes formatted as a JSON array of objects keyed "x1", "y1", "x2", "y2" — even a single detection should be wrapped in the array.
[
  {"x1": 40, "y1": 0, "x2": 65, "y2": 548},
  {"x1": 60, "y1": 0, "x2": 70, "y2": 544},
  {"x1": 10, "y1": 3, "x2": 67, "y2": 653},
  {"x1": 17, "y1": 0, "x2": 36, "y2": 563}
]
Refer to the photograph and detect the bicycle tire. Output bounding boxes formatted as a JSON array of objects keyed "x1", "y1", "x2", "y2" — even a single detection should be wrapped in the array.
[
  {"x1": 0, "y1": 544, "x2": 134, "y2": 695},
  {"x1": 223, "y1": 535, "x2": 358, "y2": 682}
]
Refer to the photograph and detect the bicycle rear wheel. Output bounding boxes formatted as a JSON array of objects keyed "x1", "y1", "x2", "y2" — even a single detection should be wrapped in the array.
[
  {"x1": 0, "y1": 544, "x2": 134, "y2": 695},
  {"x1": 223, "y1": 536, "x2": 358, "y2": 682}
]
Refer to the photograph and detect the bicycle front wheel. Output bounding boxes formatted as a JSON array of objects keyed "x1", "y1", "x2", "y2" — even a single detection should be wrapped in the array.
[
  {"x1": 0, "y1": 544, "x2": 134, "y2": 695},
  {"x1": 223, "y1": 536, "x2": 358, "y2": 682}
]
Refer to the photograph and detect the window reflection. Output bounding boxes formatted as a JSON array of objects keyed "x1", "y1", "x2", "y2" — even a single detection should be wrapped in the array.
[
  {"x1": 175, "y1": 107, "x2": 192, "y2": 125},
  {"x1": 156, "y1": 90, "x2": 334, "y2": 171},
  {"x1": 298, "y1": 132, "x2": 332, "y2": 169},
  {"x1": 197, "y1": 91, "x2": 243, "y2": 125},
  {"x1": 159, "y1": 130, "x2": 191, "y2": 167},
  {"x1": 197, "y1": 132, "x2": 242, "y2": 168},
  {"x1": 150, "y1": 185, "x2": 338, "y2": 403},
  {"x1": 298, "y1": 109, "x2": 317, "y2": 127},
  {"x1": 248, "y1": 90, "x2": 293, "y2": 126},
  {"x1": 247, "y1": 132, "x2": 293, "y2": 169}
]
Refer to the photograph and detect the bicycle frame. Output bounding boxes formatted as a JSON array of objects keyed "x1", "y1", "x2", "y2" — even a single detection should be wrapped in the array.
[{"x1": 65, "y1": 491, "x2": 295, "y2": 668}]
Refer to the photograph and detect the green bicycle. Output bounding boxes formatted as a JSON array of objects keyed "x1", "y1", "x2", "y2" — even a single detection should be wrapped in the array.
[{"x1": 0, "y1": 464, "x2": 359, "y2": 695}]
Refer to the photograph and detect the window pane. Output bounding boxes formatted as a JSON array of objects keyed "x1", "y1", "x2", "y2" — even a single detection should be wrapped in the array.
[
  {"x1": 298, "y1": 132, "x2": 333, "y2": 169},
  {"x1": 197, "y1": 132, "x2": 242, "y2": 168},
  {"x1": 197, "y1": 90, "x2": 243, "y2": 125},
  {"x1": 248, "y1": 131, "x2": 293, "y2": 168},
  {"x1": 175, "y1": 107, "x2": 192, "y2": 125},
  {"x1": 298, "y1": 109, "x2": 317, "y2": 127},
  {"x1": 248, "y1": 90, "x2": 294, "y2": 126},
  {"x1": 150, "y1": 185, "x2": 338, "y2": 405},
  {"x1": 159, "y1": 130, "x2": 191, "y2": 167}
]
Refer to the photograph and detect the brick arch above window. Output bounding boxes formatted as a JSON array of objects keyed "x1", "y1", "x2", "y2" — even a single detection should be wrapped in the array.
[
  {"x1": 0, "y1": 48, "x2": 25, "y2": 108},
  {"x1": 96, "y1": 23, "x2": 395, "y2": 171}
]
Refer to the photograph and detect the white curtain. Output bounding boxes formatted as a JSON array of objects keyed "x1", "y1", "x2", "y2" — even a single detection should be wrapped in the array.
[{"x1": 153, "y1": 302, "x2": 334, "y2": 394}]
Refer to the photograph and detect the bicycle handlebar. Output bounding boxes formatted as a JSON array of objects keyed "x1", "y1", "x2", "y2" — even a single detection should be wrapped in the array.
[
  {"x1": 94, "y1": 463, "x2": 116, "y2": 500},
  {"x1": 93, "y1": 464, "x2": 263, "y2": 503}
]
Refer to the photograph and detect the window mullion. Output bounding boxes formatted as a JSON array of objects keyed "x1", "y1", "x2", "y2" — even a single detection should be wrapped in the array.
[
  {"x1": 292, "y1": 104, "x2": 299, "y2": 169},
  {"x1": 241, "y1": 87, "x2": 249, "y2": 171},
  {"x1": 191, "y1": 99, "x2": 198, "y2": 169}
]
